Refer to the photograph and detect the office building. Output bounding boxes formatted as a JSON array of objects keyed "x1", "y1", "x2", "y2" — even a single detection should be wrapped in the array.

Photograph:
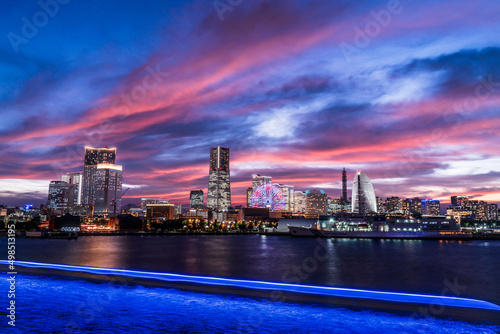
[
  {"x1": 306, "y1": 189, "x2": 328, "y2": 215},
  {"x1": 422, "y1": 199, "x2": 441, "y2": 216},
  {"x1": 82, "y1": 146, "x2": 116, "y2": 206},
  {"x1": 409, "y1": 198, "x2": 423, "y2": 215},
  {"x1": 376, "y1": 196, "x2": 385, "y2": 213},
  {"x1": 61, "y1": 172, "x2": 82, "y2": 207},
  {"x1": 189, "y1": 190, "x2": 204, "y2": 209},
  {"x1": 351, "y1": 171, "x2": 377, "y2": 214},
  {"x1": 294, "y1": 191, "x2": 307, "y2": 213},
  {"x1": 246, "y1": 187, "x2": 253, "y2": 208},
  {"x1": 385, "y1": 196, "x2": 402, "y2": 213},
  {"x1": 207, "y1": 146, "x2": 231, "y2": 211},
  {"x1": 93, "y1": 164, "x2": 123, "y2": 217},
  {"x1": 487, "y1": 204, "x2": 498, "y2": 221},
  {"x1": 140, "y1": 198, "x2": 170, "y2": 210},
  {"x1": 146, "y1": 204, "x2": 174, "y2": 220},
  {"x1": 276, "y1": 184, "x2": 294, "y2": 211},
  {"x1": 342, "y1": 168, "x2": 347, "y2": 203},
  {"x1": 47, "y1": 181, "x2": 72, "y2": 213}
]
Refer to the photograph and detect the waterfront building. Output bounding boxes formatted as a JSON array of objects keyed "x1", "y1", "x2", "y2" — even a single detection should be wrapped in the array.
[
  {"x1": 376, "y1": 196, "x2": 385, "y2": 213},
  {"x1": 402, "y1": 199, "x2": 410, "y2": 215},
  {"x1": 146, "y1": 203, "x2": 174, "y2": 220},
  {"x1": 246, "y1": 187, "x2": 253, "y2": 208},
  {"x1": 351, "y1": 171, "x2": 377, "y2": 214},
  {"x1": 487, "y1": 204, "x2": 498, "y2": 221},
  {"x1": 207, "y1": 146, "x2": 231, "y2": 211},
  {"x1": 293, "y1": 191, "x2": 307, "y2": 213},
  {"x1": 61, "y1": 172, "x2": 82, "y2": 206},
  {"x1": 385, "y1": 196, "x2": 403, "y2": 213},
  {"x1": 140, "y1": 198, "x2": 169, "y2": 210},
  {"x1": 47, "y1": 181, "x2": 72, "y2": 213},
  {"x1": 422, "y1": 199, "x2": 441, "y2": 215},
  {"x1": 446, "y1": 207, "x2": 473, "y2": 224},
  {"x1": 276, "y1": 184, "x2": 294, "y2": 211},
  {"x1": 306, "y1": 189, "x2": 328, "y2": 215},
  {"x1": 189, "y1": 190, "x2": 204, "y2": 209},
  {"x1": 93, "y1": 164, "x2": 123, "y2": 217},
  {"x1": 82, "y1": 146, "x2": 116, "y2": 206},
  {"x1": 409, "y1": 198, "x2": 423, "y2": 215}
]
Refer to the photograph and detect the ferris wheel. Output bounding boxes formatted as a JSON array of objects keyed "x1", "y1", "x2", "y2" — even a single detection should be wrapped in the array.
[{"x1": 250, "y1": 184, "x2": 286, "y2": 211}]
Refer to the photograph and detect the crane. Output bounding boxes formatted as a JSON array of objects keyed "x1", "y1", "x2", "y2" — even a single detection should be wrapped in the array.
[{"x1": 112, "y1": 187, "x2": 130, "y2": 220}]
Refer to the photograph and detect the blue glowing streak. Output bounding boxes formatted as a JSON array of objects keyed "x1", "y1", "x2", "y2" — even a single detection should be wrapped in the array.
[{"x1": 2, "y1": 260, "x2": 500, "y2": 311}]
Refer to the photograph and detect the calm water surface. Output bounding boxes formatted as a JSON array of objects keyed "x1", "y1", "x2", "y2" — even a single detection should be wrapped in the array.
[{"x1": 4, "y1": 235, "x2": 500, "y2": 305}]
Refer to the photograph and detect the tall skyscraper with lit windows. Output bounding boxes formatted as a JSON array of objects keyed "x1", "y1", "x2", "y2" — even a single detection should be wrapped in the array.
[
  {"x1": 82, "y1": 146, "x2": 116, "y2": 206},
  {"x1": 207, "y1": 146, "x2": 231, "y2": 211},
  {"x1": 93, "y1": 164, "x2": 123, "y2": 217}
]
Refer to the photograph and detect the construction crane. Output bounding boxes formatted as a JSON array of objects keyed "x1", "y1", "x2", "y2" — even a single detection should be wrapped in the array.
[{"x1": 112, "y1": 187, "x2": 130, "y2": 220}]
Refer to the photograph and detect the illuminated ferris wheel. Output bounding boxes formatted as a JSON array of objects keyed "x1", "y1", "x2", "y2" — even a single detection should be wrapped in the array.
[{"x1": 250, "y1": 184, "x2": 286, "y2": 211}]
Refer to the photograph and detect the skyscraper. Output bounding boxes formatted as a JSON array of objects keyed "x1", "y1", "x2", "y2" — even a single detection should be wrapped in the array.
[
  {"x1": 82, "y1": 146, "x2": 116, "y2": 206},
  {"x1": 342, "y1": 168, "x2": 347, "y2": 203},
  {"x1": 93, "y1": 164, "x2": 123, "y2": 217},
  {"x1": 207, "y1": 146, "x2": 231, "y2": 211},
  {"x1": 351, "y1": 171, "x2": 377, "y2": 214},
  {"x1": 189, "y1": 190, "x2": 204, "y2": 209},
  {"x1": 47, "y1": 181, "x2": 72, "y2": 213},
  {"x1": 61, "y1": 172, "x2": 82, "y2": 206}
]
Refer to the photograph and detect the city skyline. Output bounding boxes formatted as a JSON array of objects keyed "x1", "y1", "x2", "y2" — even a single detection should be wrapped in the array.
[{"x1": 1, "y1": 1, "x2": 499, "y2": 206}]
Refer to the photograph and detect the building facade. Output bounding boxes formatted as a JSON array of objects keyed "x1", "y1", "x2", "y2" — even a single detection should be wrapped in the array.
[
  {"x1": 276, "y1": 184, "x2": 294, "y2": 211},
  {"x1": 189, "y1": 190, "x2": 204, "y2": 209},
  {"x1": 93, "y1": 164, "x2": 123, "y2": 217},
  {"x1": 207, "y1": 146, "x2": 231, "y2": 211},
  {"x1": 293, "y1": 191, "x2": 307, "y2": 213},
  {"x1": 385, "y1": 196, "x2": 402, "y2": 213},
  {"x1": 409, "y1": 198, "x2": 423, "y2": 215},
  {"x1": 61, "y1": 172, "x2": 83, "y2": 207},
  {"x1": 351, "y1": 171, "x2": 377, "y2": 214},
  {"x1": 306, "y1": 190, "x2": 328, "y2": 215},
  {"x1": 422, "y1": 199, "x2": 441, "y2": 216},
  {"x1": 47, "y1": 181, "x2": 72, "y2": 213},
  {"x1": 82, "y1": 146, "x2": 116, "y2": 206}
]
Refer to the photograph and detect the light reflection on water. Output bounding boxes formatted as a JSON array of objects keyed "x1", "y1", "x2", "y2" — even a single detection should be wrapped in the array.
[
  {"x1": 2, "y1": 274, "x2": 499, "y2": 334},
  {"x1": 3, "y1": 235, "x2": 500, "y2": 304}
]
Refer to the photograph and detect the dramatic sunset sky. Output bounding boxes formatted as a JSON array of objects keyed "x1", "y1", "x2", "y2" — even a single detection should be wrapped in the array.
[{"x1": 1, "y1": 0, "x2": 499, "y2": 207}]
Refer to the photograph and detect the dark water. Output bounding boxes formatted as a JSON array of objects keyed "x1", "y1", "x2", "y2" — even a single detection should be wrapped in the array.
[
  {"x1": 4, "y1": 235, "x2": 500, "y2": 305},
  {"x1": 1, "y1": 274, "x2": 499, "y2": 333}
]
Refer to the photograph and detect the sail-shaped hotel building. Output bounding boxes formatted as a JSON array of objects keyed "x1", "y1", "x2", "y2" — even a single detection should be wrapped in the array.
[{"x1": 352, "y1": 171, "x2": 377, "y2": 214}]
